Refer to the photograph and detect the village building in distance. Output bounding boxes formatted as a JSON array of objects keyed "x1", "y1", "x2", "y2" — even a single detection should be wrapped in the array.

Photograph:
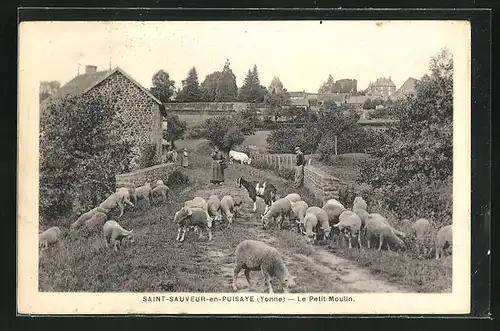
[{"x1": 40, "y1": 65, "x2": 165, "y2": 170}]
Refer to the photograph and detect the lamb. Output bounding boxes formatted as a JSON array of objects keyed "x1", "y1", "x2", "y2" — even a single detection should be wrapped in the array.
[
  {"x1": 322, "y1": 200, "x2": 346, "y2": 226},
  {"x1": 174, "y1": 207, "x2": 213, "y2": 242},
  {"x1": 102, "y1": 220, "x2": 134, "y2": 251},
  {"x1": 99, "y1": 189, "x2": 135, "y2": 218},
  {"x1": 229, "y1": 150, "x2": 252, "y2": 165},
  {"x1": 134, "y1": 182, "x2": 152, "y2": 207},
  {"x1": 207, "y1": 195, "x2": 223, "y2": 223},
  {"x1": 290, "y1": 200, "x2": 309, "y2": 233},
  {"x1": 261, "y1": 197, "x2": 292, "y2": 230},
  {"x1": 352, "y1": 196, "x2": 368, "y2": 211},
  {"x1": 435, "y1": 224, "x2": 452, "y2": 259},
  {"x1": 305, "y1": 206, "x2": 331, "y2": 240},
  {"x1": 84, "y1": 211, "x2": 108, "y2": 230},
  {"x1": 151, "y1": 182, "x2": 170, "y2": 204},
  {"x1": 284, "y1": 193, "x2": 302, "y2": 203},
  {"x1": 333, "y1": 210, "x2": 363, "y2": 249},
  {"x1": 236, "y1": 177, "x2": 277, "y2": 214},
  {"x1": 411, "y1": 218, "x2": 432, "y2": 255},
  {"x1": 71, "y1": 206, "x2": 111, "y2": 232},
  {"x1": 364, "y1": 214, "x2": 405, "y2": 251},
  {"x1": 232, "y1": 239, "x2": 296, "y2": 293},
  {"x1": 39, "y1": 227, "x2": 62, "y2": 249},
  {"x1": 220, "y1": 195, "x2": 243, "y2": 225},
  {"x1": 302, "y1": 212, "x2": 319, "y2": 244}
]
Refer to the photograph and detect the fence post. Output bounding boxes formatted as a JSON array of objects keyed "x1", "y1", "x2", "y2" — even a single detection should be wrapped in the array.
[{"x1": 278, "y1": 156, "x2": 281, "y2": 170}]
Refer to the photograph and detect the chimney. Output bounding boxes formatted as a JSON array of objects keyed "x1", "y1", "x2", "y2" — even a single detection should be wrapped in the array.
[{"x1": 85, "y1": 65, "x2": 97, "y2": 74}]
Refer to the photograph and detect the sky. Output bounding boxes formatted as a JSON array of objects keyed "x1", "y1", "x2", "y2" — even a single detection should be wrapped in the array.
[{"x1": 24, "y1": 20, "x2": 468, "y2": 92}]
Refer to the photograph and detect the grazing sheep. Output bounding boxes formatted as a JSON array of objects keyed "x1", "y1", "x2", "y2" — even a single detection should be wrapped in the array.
[
  {"x1": 174, "y1": 207, "x2": 213, "y2": 242},
  {"x1": 411, "y1": 218, "x2": 432, "y2": 255},
  {"x1": 261, "y1": 197, "x2": 292, "y2": 230},
  {"x1": 400, "y1": 219, "x2": 413, "y2": 235},
  {"x1": 305, "y1": 206, "x2": 331, "y2": 240},
  {"x1": 302, "y1": 212, "x2": 319, "y2": 244},
  {"x1": 290, "y1": 200, "x2": 309, "y2": 233},
  {"x1": 134, "y1": 182, "x2": 152, "y2": 207},
  {"x1": 184, "y1": 197, "x2": 209, "y2": 211},
  {"x1": 322, "y1": 200, "x2": 346, "y2": 226},
  {"x1": 102, "y1": 220, "x2": 134, "y2": 252},
  {"x1": 84, "y1": 211, "x2": 108, "y2": 230},
  {"x1": 334, "y1": 210, "x2": 363, "y2": 249},
  {"x1": 353, "y1": 208, "x2": 370, "y2": 228},
  {"x1": 284, "y1": 193, "x2": 301, "y2": 203},
  {"x1": 435, "y1": 224, "x2": 452, "y2": 259},
  {"x1": 116, "y1": 185, "x2": 137, "y2": 205},
  {"x1": 364, "y1": 214, "x2": 405, "y2": 251},
  {"x1": 39, "y1": 227, "x2": 62, "y2": 249},
  {"x1": 99, "y1": 189, "x2": 135, "y2": 218},
  {"x1": 207, "y1": 195, "x2": 223, "y2": 222},
  {"x1": 151, "y1": 183, "x2": 170, "y2": 204},
  {"x1": 220, "y1": 195, "x2": 243, "y2": 225},
  {"x1": 232, "y1": 239, "x2": 296, "y2": 293},
  {"x1": 352, "y1": 196, "x2": 368, "y2": 211},
  {"x1": 229, "y1": 150, "x2": 252, "y2": 165},
  {"x1": 71, "y1": 206, "x2": 111, "y2": 232}
]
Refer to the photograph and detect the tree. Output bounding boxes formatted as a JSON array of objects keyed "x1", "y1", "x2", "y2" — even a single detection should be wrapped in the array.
[
  {"x1": 215, "y1": 59, "x2": 238, "y2": 102},
  {"x1": 238, "y1": 65, "x2": 266, "y2": 103},
  {"x1": 232, "y1": 103, "x2": 260, "y2": 135},
  {"x1": 39, "y1": 81, "x2": 61, "y2": 102},
  {"x1": 200, "y1": 71, "x2": 221, "y2": 102},
  {"x1": 264, "y1": 76, "x2": 291, "y2": 121},
  {"x1": 318, "y1": 74, "x2": 335, "y2": 95},
  {"x1": 201, "y1": 115, "x2": 245, "y2": 153},
  {"x1": 176, "y1": 67, "x2": 202, "y2": 102},
  {"x1": 40, "y1": 93, "x2": 133, "y2": 223},
  {"x1": 150, "y1": 70, "x2": 176, "y2": 103},
  {"x1": 163, "y1": 113, "x2": 187, "y2": 147},
  {"x1": 362, "y1": 98, "x2": 374, "y2": 109},
  {"x1": 359, "y1": 48, "x2": 453, "y2": 223}
]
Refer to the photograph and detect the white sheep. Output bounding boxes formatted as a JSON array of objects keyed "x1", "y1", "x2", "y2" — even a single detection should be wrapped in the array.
[
  {"x1": 284, "y1": 193, "x2": 302, "y2": 203},
  {"x1": 352, "y1": 196, "x2": 368, "y2": 211},
  {"x1": 322, "y1": 200, "x2": 346, "y2": 226},
  {"x1": 116, "y1": 185, "x2": 137, "y2": 205},
  {"x1": 151, "y1": 183, "x2": 170, "y2": 204},
  {"x1": 229, "y1": 150, "x2": 252, "y2": 165},
  {"x1": 400, "y1": 219, "x2": 413, "y2": 235},
  {"x1": 174, "y1": 207, "x2": 213, "y2": 242},
  {"x1": 305, "y1": 206, "x2": 331, "y2": 240},
  {"x1": 71, "y1": 206, "x2": 111, "y2": 232},
  {"x1": 261, "y1": 197, "x2": 292, "y2": 230},
  {"x1": 364, "y1": 214, "x2": 405, "y2": 251},
  {"x1": 435, "y1": 224, "x2": 452, "y2": 259},
  {"x1": 102, "y1": 220, "x2": 134, "y2": 251},
  {"x1": 411, "y1": 218, "x2": 432, "y2": 255},
  {"x1": 39, "y1": 227, "x2": 62, "y2": 249},
  {"x1": 302, "y1": 212, "x2": 318, "y2": 244},
  {"x1": 134, "y1": 182, "x2": 152, "y2": 207},
  {"x1": 84, "y1": 211, "x2": 108, "y2": 230},
  {"x1": 290, "y1": 200, "x2": 309, "y2": 233},
  {"x1": 232, "y1": 239, "x2": 296, "y2": 293},
  {"x1": 184, "y1": 196, "x2": 209, "y2": 212},
  {"x1": 333, "y1": 210, "x2": 363, "y2": 249},
  {"x1": 220, "y1": 195, "x2": 241, "y2": 225},
  {"x1": 99, "y1": 189, "x2": 135, "y2": 217},
  {"x1": 207, "y1": 195, "x2": 223, "y2": 222}
]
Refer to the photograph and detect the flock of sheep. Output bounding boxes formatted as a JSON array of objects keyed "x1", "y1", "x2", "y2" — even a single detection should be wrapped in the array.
[{"x1": 39, "y1": 171, "x2": 453, "y2": 294}]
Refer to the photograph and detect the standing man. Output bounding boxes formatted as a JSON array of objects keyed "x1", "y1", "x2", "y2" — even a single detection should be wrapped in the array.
[{"x1": 294, "y1": 146, "x2": 306, "y2": 188}]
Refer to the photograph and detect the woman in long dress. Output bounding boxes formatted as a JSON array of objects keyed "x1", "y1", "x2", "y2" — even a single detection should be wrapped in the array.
[
  {"x1": 210, "y1": 146, "x2": 225, "y2": 184},
  {"x1": 181, "y1": 148, "x2": 189, "y2": 168}
]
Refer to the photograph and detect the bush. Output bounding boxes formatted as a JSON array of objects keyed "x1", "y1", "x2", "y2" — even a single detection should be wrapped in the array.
[
  {"x1": 137, "y1": 143, "x2": 158, "y2": 169},
  {"x1": 40, "y1": 93, "x2": 133, "y2": 224},
  {"x1": 266, "y1": 126, "x2": 301, "y2": 154},
  {"x1": 185, "y1": 125, "x2": 205, "y2": 139},
  {"x1": 317, "y1": 125, "x2": 380, "y2": 161},
  {"x1": 201, "y1": 115, "x2": 245, "y2": 153},
  {"x1": 166, "y1": 169, "x2": 190, "y2": 188}
]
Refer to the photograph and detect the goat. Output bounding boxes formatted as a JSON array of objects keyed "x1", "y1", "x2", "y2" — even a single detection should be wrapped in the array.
[{"x1": 236, "y1": 177, "x2": 277, "y2": 214}]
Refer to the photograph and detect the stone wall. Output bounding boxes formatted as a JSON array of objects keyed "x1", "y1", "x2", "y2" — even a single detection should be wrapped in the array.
[
  {"x1": 88, "y1": 70, "x2": 163, "y2": 169},
  {"x1": 251, "y1": 152, "x2": 342, "y2": 203},
  {"x1": 115, "y1": 162, "x2": 180, "y2": 188}
]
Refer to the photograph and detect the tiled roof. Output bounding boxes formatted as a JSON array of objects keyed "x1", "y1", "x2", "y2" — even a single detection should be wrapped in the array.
[
  {"x1": 288, "y1": 91, "x2": 306, "y2": 98},
  {"x1": 370, "y1": 77, "x2": 396, "y2": 87},
  {"x1": 291, "y1": 98, "x2": 310, "y2": 107}
]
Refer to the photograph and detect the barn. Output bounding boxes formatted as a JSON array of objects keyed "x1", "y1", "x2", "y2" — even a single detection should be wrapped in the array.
[{"x1": 41, "y1": 65, "x2": 165, "y2": 170}]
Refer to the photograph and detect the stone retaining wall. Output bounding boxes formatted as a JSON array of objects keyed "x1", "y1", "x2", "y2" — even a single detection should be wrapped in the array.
[{"x1": 115, "y1": 162, "x2": 180, "y2": 188}]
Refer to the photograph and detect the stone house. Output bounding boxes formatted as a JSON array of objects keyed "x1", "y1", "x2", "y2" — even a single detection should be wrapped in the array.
[
  {"x1": 41, "y1": 65, "x2": 165, "y2": 170},
  {"x1": 390, "y1": 77, "x2": 419, "y2": 100},
  {"x1": 366, "y1": 77, "x2": 397, "y2": 100}
]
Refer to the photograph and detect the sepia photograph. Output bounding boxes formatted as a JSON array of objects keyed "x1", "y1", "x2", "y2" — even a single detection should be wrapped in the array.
[{"x1": 18, "y1": 18, "x2": 471, "y2": 315}]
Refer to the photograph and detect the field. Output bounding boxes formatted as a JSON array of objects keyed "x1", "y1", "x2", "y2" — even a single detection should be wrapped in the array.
[{"x1": 39, "y1": 139, "x2": 452, "y2": 293}]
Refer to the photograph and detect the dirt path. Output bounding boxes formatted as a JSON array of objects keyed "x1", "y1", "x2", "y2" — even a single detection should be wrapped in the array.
[{"x1": 177, "y1": 156, "x2": 406, "y2": 293}]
